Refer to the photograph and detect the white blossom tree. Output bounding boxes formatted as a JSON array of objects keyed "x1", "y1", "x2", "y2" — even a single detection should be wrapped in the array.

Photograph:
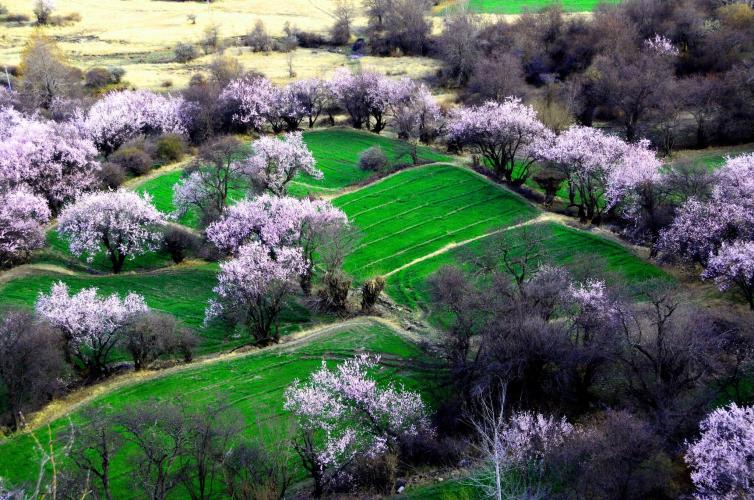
[
  {"x1": 242, "y1": 132, "x2": 322, "y2": 196},
  {"x1": 0, "y1": 187, "x2": 51, "y2": 268},
  {"x1": 36, "y1": 281, "x2": 149, "y2": 378},
  {"x1": 57, "y1": 190, "x2": 165, "y2": 273},
  {"x1": 205, "y1": 241, "x2": 305, "y2": 345},
  {"x1": 284, "y1": 354, "x2": 432, "y2": 497}
]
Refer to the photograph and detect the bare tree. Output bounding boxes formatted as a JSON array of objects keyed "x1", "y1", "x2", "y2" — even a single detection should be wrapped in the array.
[{"x1": 0, "y1": 308, "x2": 65, "y2": 431}]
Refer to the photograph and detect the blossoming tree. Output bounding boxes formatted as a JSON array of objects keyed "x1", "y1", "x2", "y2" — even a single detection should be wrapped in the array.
[
  {"x1": 219, "y1": 74, "x2": 276, "y2": 132},
  {"x1": 0, "y1": 187, "x2": 51, "y2": 268},
  {"x1": 702, "y1": 241, "x2": 754, "y2": 309},
  {"x1": 206, "y1": 194, "x2": 349, "y2": 294},
  {"x1": 0, "y1": 111, "x2": 100, "y2": 212},
  {"x1": 446, "y1": 98, "x2": 551, "y2": 185},
  {"x1": 685, "y1": 403, "x2": 754, "y2": 498},
  {"x1": 36, "y1": 281, "x2": 149, "y2": 378},
  {"x1": 205, "y1": 241, "x2": 305, "y2": 345},
  {"x1": 284, "y1": 354, "x2": 431, "y2": 497},
  {"x1": 57, "y1": 191, "x2": 165, "y2": 273},
  {"x1": 539, "y1": 125, "x2": 630, "y2": 224},
  {"x1": 242, "y1": 132, "x2": 322, "y2": 196},
  {"x1": 84, "y1": 89, "x2": 189, "y2": 155}
]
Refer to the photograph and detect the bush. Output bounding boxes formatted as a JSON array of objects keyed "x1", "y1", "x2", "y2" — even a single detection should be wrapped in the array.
[
  {"x1": 361, "y1": 276, "x2": 386, "y2": 312},
  {"x1": 155, "y1": 133, "x2": 186, "y2": 163},
  {"x1": 120, "y1": 312, "x2": 198, "y2": 370},
  {"x1": 48, "y1": 12, "x2": 81, "y2": 26},
  {"x1": 110, "y1": 146, "x2": 154, "y2": 175},
  {"x1": 174, "y1": 42, "x2": 198, "y2": 63},
  {"x1": 85, "y1": 67, "x2": 112, "y2": 88},
  {"x1": 98, "y1": 162, "x2": 126, "y2": 189},
  {"x1": 108, "y1": 66, "x2": 125, "y2": 84},
  {"x1": 358, "y1": 146, "x2": 388, "y2": 171},
  {"x1": 0, "y1": 4, "x2": 8, "y2": 16},
  {"x1": 162, "y1": 226, "x2": 198, "y2": 264},
  {"x1": 5, "y1": 13, "x2": 29, "y2": 23}
]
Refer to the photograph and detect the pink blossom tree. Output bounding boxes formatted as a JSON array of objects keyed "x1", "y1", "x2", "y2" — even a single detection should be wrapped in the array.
[
  {"x1": 206, "y1": 194, "x2": 349, "y2": 294},
  {"x1": 685, "y1": 403, "x2": 754, "y2": 498},
  {"x1": 205, "y1": 241, "x2": 305, "y2": 345},
  {"x1": 288, "y1": 78, "x2": 334, "y2": 128},
  {"x1": 658, "y1": 154, "x2": 754, "y2": 266},
  {"x1": 702, "y1": 241, "x2": 754, "y2": 309},
  {"x1": 84, "y1": 89, "x2": 189, "y2": 155},
  {"x1": 57, "y1": 190, "x2": 165, "y2": 273},
  {"x1": 284, "y1": 354, "x2": 431, "y2": 497},
  {"x1": 0, "y1": 112, "x2": 100, "y2": 212},
  {"x1": 330, "y1": 69, "x2": 398, "y2": 133},
  {"x1": 36, "y1": 281, "x2": 149, "y2": 378},
  {"x1": 540, "y1": 125, "x2": 629, "y2": 223},
  {"x1": 242, "y1": 132, "x2": 322, "y2": 196},
  {"x1": 389, "y1": 79, "x2": 443, "y2": 145},
  {"x1": 0, "y1": 187, "x2": 51, "y2": 268},
  {"x1": 219, "y1": 74, "x2": 276, "y2": 132},
  {"x1": 446, "y1": 98, "x2": 552, "y2": 185}
]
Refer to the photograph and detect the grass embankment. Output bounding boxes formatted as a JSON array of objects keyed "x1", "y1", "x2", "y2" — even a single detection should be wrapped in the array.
[
  {"x1": 386, "y1": 221, "x2": 667, "y2": 310},
  {"x1": 466, "y1": 0, "x2": 620, "y2": 14},
  {"x1": 0, "y1": 320, "x2": 444, "y2": 497},
  {"x1": 334, "y1": 164, "x2": 539, "y2": 281}
]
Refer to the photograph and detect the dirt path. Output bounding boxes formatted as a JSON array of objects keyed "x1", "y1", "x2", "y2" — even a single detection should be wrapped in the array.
[{"x1": 15, "y1": 316, "x2": 411, "y2": 434}]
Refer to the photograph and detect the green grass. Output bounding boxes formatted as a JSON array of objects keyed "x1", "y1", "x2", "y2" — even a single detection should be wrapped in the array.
[
  {"x1": 299, "y1": 128, "x2": 452, "y2": 191},
  {"x1": 334, "y1": 164, "x2": 539, "y2": 281},
  {"x1": 386, "y1": 221, "x2": 667, "y2": 310},
  {"x1": 0, "y1": 263, "x2": 314, "y2": 354},
  {"x1": 404, "y1": 479, "x2": 480, "y2": 499},
  {"x1": 466, "y1": 0, "x2": 620, "y2": 14},
  {"x1": 0, "y1": 321, "x2": 443, "y2": 498}
]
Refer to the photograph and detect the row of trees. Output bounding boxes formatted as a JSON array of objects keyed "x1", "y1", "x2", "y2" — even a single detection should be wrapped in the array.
[{"x1": 436, "y1": 0, "x2": 754, "y2": 150}]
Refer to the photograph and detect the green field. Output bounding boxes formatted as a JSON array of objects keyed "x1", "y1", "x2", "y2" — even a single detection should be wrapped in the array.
[
  {"x1": 386, "y1": 221, "x2": 667, "y2": 310},
  {"x1": 334, "y1": 164, "x2": 539, "y2": 280},
  {"x1": 0, "y1": 320, "x2": 444, "y2": 497},
  {"x1": 467, "y1": 0, "x2": 621, "y2": 14}
]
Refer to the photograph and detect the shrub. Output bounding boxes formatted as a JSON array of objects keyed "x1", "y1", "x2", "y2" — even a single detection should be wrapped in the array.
[
  {"x1": 110, "y1": 146, "x2": 154, "y2": 175},
  {"x1": 162, "y1": 226, "x2": 198, "y2": 264},
  {"x1": 5, "y1": 13, "x2": 29, "y2": 23},
  {"x1": 120, "y1": 312, "x2": 197, "y2": 370},
  {"x1": 361, "y1": 276, "x2": 386, "y2": 312},
  {"x1": 358, "y1": 146, "x2": 388, "y2": 171},
  {"x1": 0, "y1": 3, "x2": 8, "y2": 16},
  {"x1": 99, "y1": 162, "x2": 126, "y2": 188},
  {"x1": 174, "y1": 42, "x2": 198, "y2": 63},
  {"x1": 108, "y1": 66, "x2": 125, "y2": 84},
  {"x1": 155, "y1": 133, "x2": 186, "y2": 163},
  {"x1": 85, "y1": 67, "x2": 112, "y2": 88}
]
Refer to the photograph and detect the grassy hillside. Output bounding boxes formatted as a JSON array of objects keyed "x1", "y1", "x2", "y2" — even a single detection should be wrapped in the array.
[
  {"x1": 386, "y1": 221, "x2": 667, "y2": 310},
  {"x1": 334, "y1": 164, "x2": 539, "y2": 281},
  {"x1": 0, "y1": 262, "x2": 314, "y2": 353},
  {"x1": 467, "y1": 0, "x2": 621, "y2": 14},
  {"x1": 0, "y1": 320, "x2": 444, "y2": 497}
]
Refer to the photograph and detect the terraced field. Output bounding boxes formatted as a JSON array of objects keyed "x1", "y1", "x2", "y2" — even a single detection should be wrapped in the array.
[
  {"x1": 135, "y1": 129, "x2": 452, "y2": 228},
  {"x1": 466, "y1": 0, "x2": 621, "y2": 14},
  {"x1": 335, "y1": 164, "x2": 539, "y2": 280},
  {"x1": 0, "y1": 320, "x2": 444, "y2": 497},
  {"x1": 386, "y1": 221, "x2": 667, "y2": 310}
]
